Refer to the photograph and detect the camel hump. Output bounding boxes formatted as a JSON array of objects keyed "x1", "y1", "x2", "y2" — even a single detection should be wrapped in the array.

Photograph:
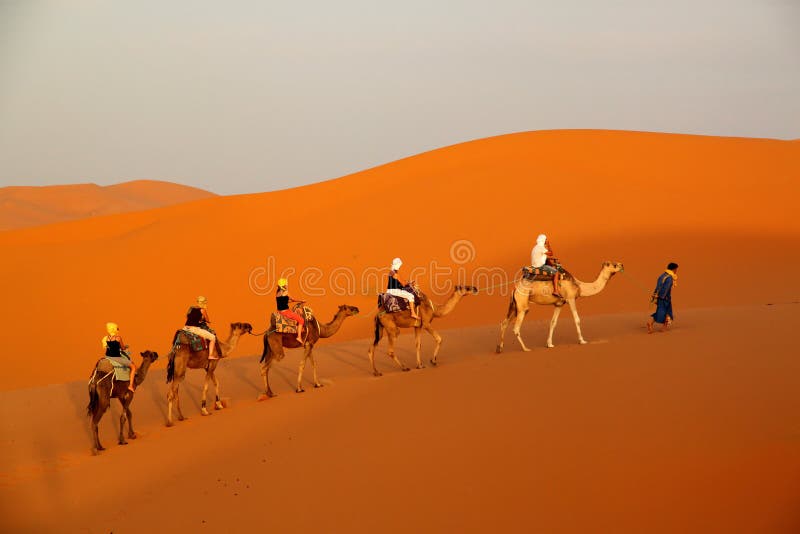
[{"x1": 95, "y1": 358, "x2": 113, "y2": 374}]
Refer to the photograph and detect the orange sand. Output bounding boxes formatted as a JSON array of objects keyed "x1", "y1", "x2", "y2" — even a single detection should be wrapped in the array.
[
  {"x1": 1, "y1": 305, "x2": 799, "y2": 533},
  {"x1": 0, "y1": 179, "x2": 215, "y2": 231},
  {"x1": 0, "y1": 130, "x2": 797, "y2": 391},
  {"x1": 0, "y1": 130, "x2": 799, "y2": 532}
]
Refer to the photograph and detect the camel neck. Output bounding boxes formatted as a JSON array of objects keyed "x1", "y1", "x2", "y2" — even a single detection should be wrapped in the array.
[
  {"x1": 577, "y1": 270, "x2": 612, "y2": 297},
  {"x1": 433, "y1": 291, "x2": 465, "y2": 317},
  {"x1": 320, "y1": 312, "x2": 347, "y2": 338}
]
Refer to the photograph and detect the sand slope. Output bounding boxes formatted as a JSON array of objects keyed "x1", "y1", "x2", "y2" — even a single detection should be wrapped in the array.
[
  {"x1": 0, "y1": 130, "x2": 797, "y2": 393},
  {"x1": 1, "y1": 305, "x2": 799, "y2": 533},
  {"x1": 0, "y1": 179, "x2": 216, "y2": 231}
]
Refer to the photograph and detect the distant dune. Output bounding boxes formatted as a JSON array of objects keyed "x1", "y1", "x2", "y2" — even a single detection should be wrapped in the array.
[{"x1": 0, "y1": 179, "x2": 216, "y2": 231}]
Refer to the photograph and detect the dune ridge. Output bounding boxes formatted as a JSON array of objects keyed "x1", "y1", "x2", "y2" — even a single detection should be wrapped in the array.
[
  {"x1": 0, "y1": 179, "x2": 216, "y2": 231},
  {"x1": 0, "y1": 130, "x2": 798, "y2": 392}
]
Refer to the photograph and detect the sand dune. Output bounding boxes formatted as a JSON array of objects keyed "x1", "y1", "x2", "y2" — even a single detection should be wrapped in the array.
[
  {"x1": 1, "y1": 304, "x2": 799, "y2": 533},
  {"x1": 0, "y1": 130, "x2": 797, "y2": 392},
  {"x1": 0, "y1": 179, "x2": 215, "y2": 231},
  {"x1": 1, "y1": 130, "x2": 799, "y2": 533}
]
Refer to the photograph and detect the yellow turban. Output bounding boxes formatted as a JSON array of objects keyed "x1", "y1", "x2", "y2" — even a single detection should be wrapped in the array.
[
  {"x1": 278, "y1": 278, "x2": 288, "y2": 288},
  {"x1": 102, "y1": 322, "x2": 119, "y2": 348}
]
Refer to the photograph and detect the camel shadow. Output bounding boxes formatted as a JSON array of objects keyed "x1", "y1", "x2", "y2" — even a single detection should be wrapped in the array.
[
  {"x1": 65, "y1": 379, "x2": 94, "y2": 444},
  {"x1": 225, "y1": 355, "x2": 262, "y2": 392},
  {"x1": 330, "y1": 346, "x2": 371, "y2": 373}
]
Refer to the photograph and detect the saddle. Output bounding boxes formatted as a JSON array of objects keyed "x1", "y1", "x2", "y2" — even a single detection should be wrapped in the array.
[
  {"x1": 272, "y1": 305, "x2": 314, "y2": 334},
  {"x1": 522, "y1": 263, "x2": 571, "y2": 282},
  {"x1": 378, "y1": 285, "x2": 422, "y2": 313},
  {"x1": 173, "y1": 329, "x2": 208, "y2": 352},
  {"x1": 89, "y1": 357, "x2": 130, "y2": 389}
]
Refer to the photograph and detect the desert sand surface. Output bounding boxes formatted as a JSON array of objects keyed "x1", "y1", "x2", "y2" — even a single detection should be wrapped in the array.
[
  {"x1": 0, "y1": 130, "x2": 798, "y2": 532},
  {"x1": 0, "y1": 180, "x2": 216, "y2": 231},
  {"x1": 1, "y1": 305, "x2": 799, "y2": 533}
]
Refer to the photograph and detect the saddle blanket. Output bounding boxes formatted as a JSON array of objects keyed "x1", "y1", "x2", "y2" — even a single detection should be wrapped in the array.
[
  {"x1": 379, "y1": 293, "x2": 412, "y2": 313},
  {"x1": 273, "y1": 306, "x2": 314, "y2": 334},
  {"x1": 522, "y1": 265, "x2": 570, "y2": 282},
  {"x1": 105, "y1": 355, "x2": 132, "y2": 382},
  {"x1": 174, "y1": 329, "x2": 208, "y2": 352},
  {"x1": 273, "y1": 312, "x2": 298, "y2": 334}
]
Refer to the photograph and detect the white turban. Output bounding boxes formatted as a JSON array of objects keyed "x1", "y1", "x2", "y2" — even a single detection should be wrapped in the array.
[
  {"x1": 391, "y1": 257, "x2": 402, "y2": 271},
  {"x1": 536, "y1": 234, "x2": 547, "y2": 245}
]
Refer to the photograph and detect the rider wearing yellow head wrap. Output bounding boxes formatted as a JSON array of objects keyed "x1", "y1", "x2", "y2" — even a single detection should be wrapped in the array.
[
  {"x1": 101, "y1": 322, "x2": 120, "y2": 349},
  {"x1": 101, "y1": 322, "x2": 136, "y2": 392},
  {"x1": 276, "y1": 277, "x2": 304, "y2": 343}
]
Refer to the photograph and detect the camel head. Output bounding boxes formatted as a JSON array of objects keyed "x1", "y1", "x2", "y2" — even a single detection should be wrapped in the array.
[
  {"x1": 230, "y1": 322, "x2": 253, "y2": 334},
  {"x1": 337, "y1": 304, "x2": 360, "y2": 317},
  {"x1": 602, "y1": 261, "x2": 625, "y2": 277},
  {"x1": 454, "y1": 285, "x2": 479, "y2": 295},
  {"x1": 140, "y1": 350, "x2": 159, "y2": 362}
]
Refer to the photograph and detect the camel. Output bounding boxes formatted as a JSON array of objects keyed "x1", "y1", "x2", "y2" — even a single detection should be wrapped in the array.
[
  {"x1": 368, "y1": 284, "x2": 478, "y2": 376},
  {"x1": 166, "y1": 322, "x2": 252, "y2": 426},
  {"x1": 259, "y1": 304, "x2": 360, "y2": 398},
  {"x1": 87, "y1": 350, "x2": 159, "y2": 453},
  {"x1": 497, "y1": 261, "x2": 624, "y2": 352}
]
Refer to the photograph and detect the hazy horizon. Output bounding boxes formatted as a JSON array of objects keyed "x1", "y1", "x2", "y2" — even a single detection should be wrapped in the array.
[{"x1": 1, "y1": 0, "x2": 798, "y2": 195}]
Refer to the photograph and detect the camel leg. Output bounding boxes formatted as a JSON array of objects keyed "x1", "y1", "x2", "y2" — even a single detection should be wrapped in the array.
[
  {"x1": 311, "y1": 350, "x2": 323, "y2": 388},
  {"x1": 546, "y1": 306, "x2": 564, "y2": 348},
  {"x1": 166, "y1": 383, "x2": 174, "y2": 427},
  {"x1": 296, "y1": 345, "x2": 312, "y2": 393},
  {"x1": 567, "y1": 298, "x2": 588, "y2": 345},
  {"x1": 414, "y1": 327, "x2": 424, "y2": 369},
  {"x1": 175, "y1": 382, "x2": 186, "y2": 421},
  {"x1": 91, "y1": 400, "x2": 109, "y2": 451},
  {"x1": 125, "y1": 402, "x2": 136, "y2": 439},
  {"x1": 513, "y1": 307, "x2": 532, "y2": 352},
  {"x1": 118, "y1": 396, "x2": 128, "y2": 445},
  {"x1": 167, "y1": 381, "x2": 186, "y2": 426},
  {"x1": 367, "y1": 343, "x2": 381, "y2": 377},
  {"x1": 211, "y1": 370, "x2": 224, "y2": 410},
  {"x1": 497, "y1": 297, "x2": 517, "y2": 353},
  {"x1": 427, "y1": 325, "x2": 444, "y2": 366},
  {"x1": 386, "y1": 327, "x2": 410, "y2": 372},
  {"x1": 259, "y1": 359, "x2": 276, "y2": 399},
  {"x1": 200, "y1": 371, "x2": 212, "y2": 416},
  {"x1": 368, "y1": 321, "x2": 385, "y2": 377}
]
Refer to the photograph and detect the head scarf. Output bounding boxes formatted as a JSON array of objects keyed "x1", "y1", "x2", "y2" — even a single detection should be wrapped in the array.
[
  {"x1": 536, "y1": 234, "x2": 547, "y2": 246},
  {"x1": 391, "y1": 258, "x2": 402, "y2": 271},
  {"x1": 102, "y1": 322, "x2": 119, "y2": 348},
  {"x1": 278, "y1": 278, "x2": 288, "y2": 289}
]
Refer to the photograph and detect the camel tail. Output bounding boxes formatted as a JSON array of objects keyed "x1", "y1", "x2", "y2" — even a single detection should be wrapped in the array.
[
  {"x1": 166, "y1": 330, "x2": 182, "y2": 383},
  {"x1": 506, "y1": 293, "x2": 518, "y2": 319},
  {"x1": 166, "y1": 349, "x2": 176, "y2": 383},
  {"x1": 87, "y1": 378, "x2": 99, "y2": 416},
  {"x1": 260, "y1": 334, "x2": 269, "y2": 364},
  {"x1": 373, "y1": 316, "x2": 383, "y2": 345}
]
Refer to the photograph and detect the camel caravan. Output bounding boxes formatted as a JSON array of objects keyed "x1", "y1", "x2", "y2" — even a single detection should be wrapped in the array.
[{"x1": 86, "y1": 237, "x2": 635, "y2": 454}]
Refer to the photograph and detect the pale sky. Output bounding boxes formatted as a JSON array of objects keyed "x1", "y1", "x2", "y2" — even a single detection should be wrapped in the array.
[{"x1": 1, "y1": 0, "x2": 798, "y2": 194}]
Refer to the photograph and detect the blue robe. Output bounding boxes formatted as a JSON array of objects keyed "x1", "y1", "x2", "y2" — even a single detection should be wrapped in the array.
[{"x1": 651, "y1": 272, "x2": 674, "y2": 324}]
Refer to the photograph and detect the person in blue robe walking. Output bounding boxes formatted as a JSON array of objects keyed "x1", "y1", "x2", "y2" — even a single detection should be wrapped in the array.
[{"x1": 647, "y1": 262, "x2": 678, "y2": 333}]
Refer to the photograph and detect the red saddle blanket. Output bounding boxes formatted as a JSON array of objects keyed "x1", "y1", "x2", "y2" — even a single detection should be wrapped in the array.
[{"x1": 272, "y1": 306, "x2": 314, "y2": 334}]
